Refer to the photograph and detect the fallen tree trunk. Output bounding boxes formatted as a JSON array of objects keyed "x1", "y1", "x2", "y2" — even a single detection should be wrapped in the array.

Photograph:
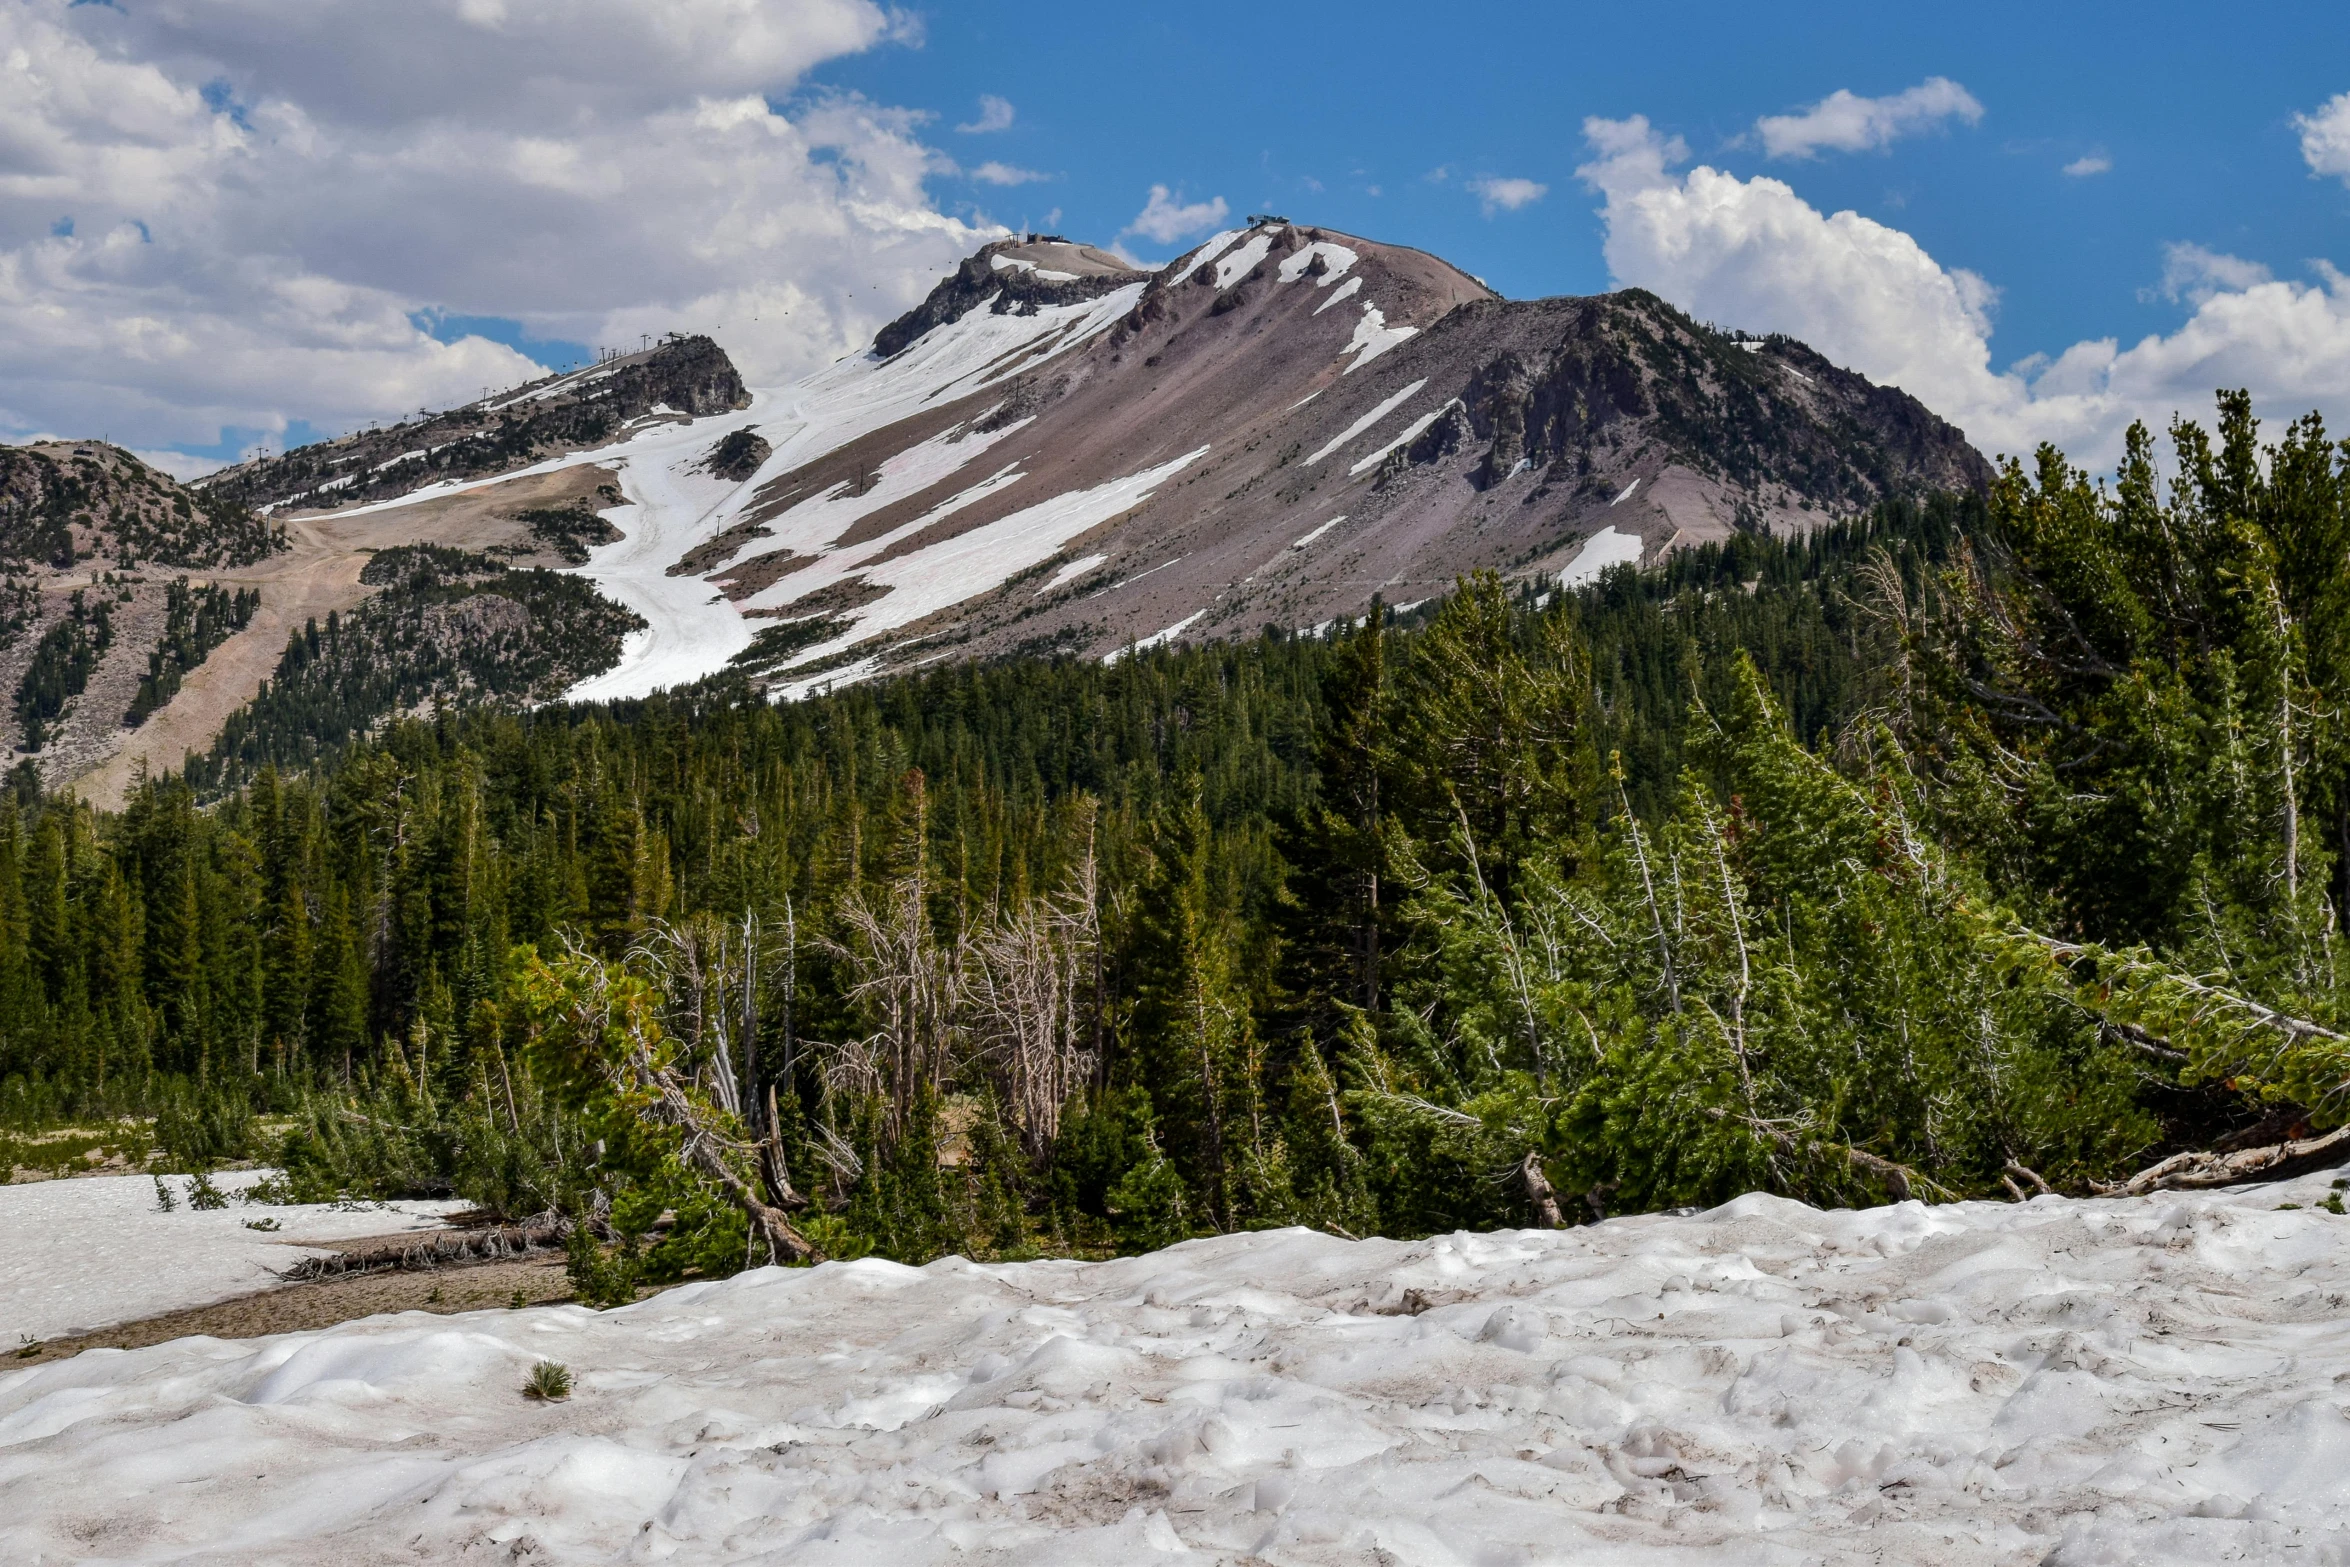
[
  {"x1": 2091, "y1": 1122, "x2": 2350, "y2": 1197},
  {"x1": 277, "y1": 1216, "x2": 567, "y2": 1283}
]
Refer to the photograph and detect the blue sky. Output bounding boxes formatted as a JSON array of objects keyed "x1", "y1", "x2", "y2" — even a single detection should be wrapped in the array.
[
  {"x1": 825, "y1": 0, "x2": 2349, "y2": 377},
  {"x1": 6, "y1": 0, "x2": 2348, "y2": 473}
]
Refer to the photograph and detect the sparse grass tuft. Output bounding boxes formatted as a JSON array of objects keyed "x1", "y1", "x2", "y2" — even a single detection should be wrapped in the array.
[{"x1": 522, "y1": 1360, "x2": 573, "y2": 1402}]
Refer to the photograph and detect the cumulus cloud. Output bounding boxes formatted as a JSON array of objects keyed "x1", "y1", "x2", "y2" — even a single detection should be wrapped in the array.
[
  {"x1": 2297, "y1": 91, "x2": 2350, "y2": 183},
  {"x1": 2155, "y1": 243, "x2": 2272, "y2": 304},
  {"x1": 970, "y1": 161, "x2": 1048, "y2": 186},
  {"x1": 956, "y1": 94, "x2": 1015, "y2": 135},
  {"x1": 1578, "y1": 115, "x2": 2350, "y2": 466},
  {"x1": 1756, "y1": 77, "x2": 1984, "y2": 160},
  {"x1": 1468, "y1": 176, "x2": 1548, "y2": 215},
  {"x1": 0, "y1": 0, "x2": 992, "y2": 458},
  {"x1": 1122, "y1": 185, "x2": 1228, "y2": 246},
  {"x1": 2062, "y1": 153, "x2": 2112, "y2": 177}
]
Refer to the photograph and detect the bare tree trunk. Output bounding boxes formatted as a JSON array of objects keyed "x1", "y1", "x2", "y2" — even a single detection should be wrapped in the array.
[{"x1": 1519, "y1": 1150, "x2": 1565, "y2": 1228}]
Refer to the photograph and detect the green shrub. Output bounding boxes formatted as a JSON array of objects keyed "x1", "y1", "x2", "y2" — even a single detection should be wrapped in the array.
[{"x1": 522, "y1": 1360, "x2": 572, "y2": 1401}]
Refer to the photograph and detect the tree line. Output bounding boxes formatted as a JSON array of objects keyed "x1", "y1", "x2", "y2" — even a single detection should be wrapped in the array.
[{"x1": 3, "y1": 394, "x2": 2345, "y2": 1290}]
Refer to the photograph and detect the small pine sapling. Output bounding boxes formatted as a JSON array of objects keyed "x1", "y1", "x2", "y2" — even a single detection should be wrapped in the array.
[
  {"x1": 522, "y1": 1361, "x2": 573, "y2": 1401},
  {"x1": 152, "y1": 1174, "x2": 178, "y2": 1212}
]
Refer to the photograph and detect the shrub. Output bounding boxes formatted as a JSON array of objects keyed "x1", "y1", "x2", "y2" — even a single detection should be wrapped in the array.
[{"x1": 521, "y1": 1360, "x2": 572, "y2": 1402}]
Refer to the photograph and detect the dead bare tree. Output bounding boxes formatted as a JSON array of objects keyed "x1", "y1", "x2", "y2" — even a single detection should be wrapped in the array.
[
  {"x1": 968, "y1": 883, "x2": 1100, "y2": 1161},
  {"x1": 545, "y1": 937, "x2": 819, "y2": 1264}
]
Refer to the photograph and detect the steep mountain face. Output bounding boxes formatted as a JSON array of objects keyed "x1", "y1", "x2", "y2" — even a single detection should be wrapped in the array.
[{"x1": 199, "y1": 335, "x2": 749, "y2": 513}]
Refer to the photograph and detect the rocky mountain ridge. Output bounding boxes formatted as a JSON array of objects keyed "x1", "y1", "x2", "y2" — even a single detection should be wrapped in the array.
[{"x1": 198, "y1": 335, "x2": 748, "y2": 514}]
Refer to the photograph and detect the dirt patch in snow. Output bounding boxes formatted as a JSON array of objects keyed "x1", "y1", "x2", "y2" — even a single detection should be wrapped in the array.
[{"x1": 11, "y1": 1254, "x2": 582, "y2": 1364}]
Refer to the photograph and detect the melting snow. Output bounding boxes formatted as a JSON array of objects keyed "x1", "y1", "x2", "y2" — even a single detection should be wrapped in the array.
[
  {"x1": 1341, "y1": 303, "x2": 1416, "y2": 372},
  {"x1": 1558, "y1": 524, "x2": 1647, "y2": 587},
  {"x1": 1278, "y1": 242, "x2": 1361, "y2": 286},
  {"x1": 1612, "y1": 477, "x2": 1642, "y2": 506},
  {"x1": 1313, "y1": 274, "x2": 1364, "y2": 315},
  {"x1": 1107, "y1": 608, "x2": 1208, "y2": 662},
  {"x1": 1036, "y1": 553, "x2": 1108, "y2": 596},
  {"x1": 1, "y1": 1173, "x2": 467, "y2": 1342},
  {"x1": 15, "y1": 1181, "x2": 2350, "y2": 1562},
  {"x1": 765, "y1": 448, "x2": 1211, "y2": 697},
  {"x1": 1212, "y1": 232, "x2": 1275, "y2": 289},
  {"x1": 1304, "y1": 380, "x2": 1426, "y2": 466},
  {"x1": 1173, "y1": 228, "x2": 1246, "y2": 277},
  {"x1": 1347, "y1": 399, "x2": 1459, "y2": 477},
  {"x1": 1291, "y1": 515, "x2": 1344, "y2": 548}
]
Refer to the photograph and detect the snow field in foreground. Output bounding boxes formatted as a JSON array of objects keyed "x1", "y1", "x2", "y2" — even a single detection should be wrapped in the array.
[
  {"x1": 11, "y1": 1178, "x2": 2350, "y2": 1562},
  {"x1": 1, "y1": 1172, "x2": 469, "y2": 1342}
]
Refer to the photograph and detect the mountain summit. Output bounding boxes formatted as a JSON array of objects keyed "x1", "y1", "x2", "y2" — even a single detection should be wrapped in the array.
[
  {"x1": 42, "y1": 220, "x2": 1994, "y2": 796},
  {"x1": 690, "y1": 222, "x2": 1987, "y2": 689}
]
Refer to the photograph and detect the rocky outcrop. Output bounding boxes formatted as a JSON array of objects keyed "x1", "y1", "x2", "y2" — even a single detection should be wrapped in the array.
[
  {"x1": 202, "y1": 335, "x2": 751, "y2": 513},
  {"x1": 874, "y1": 239, "x2": 1148, "y2": 359}
]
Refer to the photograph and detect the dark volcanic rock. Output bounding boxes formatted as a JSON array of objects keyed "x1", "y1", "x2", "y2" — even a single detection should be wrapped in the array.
[
  {"x1": 874, "y1": 239, "x2": 1149, "y2": 359},
  {"x1": 704, "y1": 429, "x2": 771, "y2": 482}
]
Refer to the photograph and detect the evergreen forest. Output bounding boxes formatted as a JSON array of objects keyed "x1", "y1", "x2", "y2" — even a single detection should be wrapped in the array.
[{"x1": 5, "y1": 394, "x2": 2349, "y2": 1296}]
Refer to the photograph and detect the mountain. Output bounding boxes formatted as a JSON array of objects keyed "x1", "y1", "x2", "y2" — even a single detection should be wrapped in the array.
[
  {"x1": 524, "y1": 222, "x2": 1988, "y2": 696},
  {"x1": 200, "y1": 334, "x2": 749, "y2": 515},
  {"x1": 0, "y1": 442, "x2": 281, "y2": 570},
  {"x1": 29, "y1": 220, "x2": 1992, "y2": 797}
]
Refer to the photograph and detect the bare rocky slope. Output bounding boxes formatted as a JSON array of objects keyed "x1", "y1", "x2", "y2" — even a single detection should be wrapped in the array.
[{"x1": 670, "y1": 223, "x2": 1990, "y2": 690}]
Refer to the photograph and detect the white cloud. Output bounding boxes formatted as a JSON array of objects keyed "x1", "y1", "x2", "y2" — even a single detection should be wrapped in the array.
[
  {"x1": 1578, "y1": 115, "x2": 2350, "y2": 467},
  {"x1": 956, "y1": 94, "x2": 1014, "y2": 135},
  {"x1": 0, "y1": 0, "x2": 992, "y2": 455},
  {"x1": 1468, "y1": 176, "x2": 1547, "y2": 215},
  {"x1": 2155, "y1": 243, "x2": 2271, "y2": 304},
  {"x1": 1122, "y1": 185, "x2": 1228, "y2": 246},
  {"x1": 2062, "y1": 153, "x2": 2112, "y2": 177},
  {"x1": 2297, "y1": 92, "x2": 2350, "y2": 183},
  {"x1": 970, "y1": 161, "x2": 1048, "y2": 187},
  {"x1": 1755, "y1": 77, "x2": 1984, "y2": 160}
]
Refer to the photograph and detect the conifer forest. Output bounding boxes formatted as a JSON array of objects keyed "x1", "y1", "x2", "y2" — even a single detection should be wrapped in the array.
[{"x1": 6, "y1": 394, "x2": 2350, "y2": 1296}]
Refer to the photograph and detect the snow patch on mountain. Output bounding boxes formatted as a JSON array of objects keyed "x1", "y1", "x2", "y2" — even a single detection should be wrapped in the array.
[
  {"x1": 1305, "y1": 379, "x2": 1427, "y2": 466},
  {"x1": 1348, "y1": 399, "x2": 1458, "y2": 476},
  {"x1": 1279, "y1": 241, "x2": 1360, "y2": 286},
  {"x1": 1314, "y1": 274, "x2": 1365, "y2": 315},
  {"x1": 550, "y1": 282, "x2": 1146, "y2": 700},
  {"x1": 1108, "y1": 608, "x2": 1208, "y2": 662},
  {"x1": 1291, "y1": 515, "x2": 1344, "y2": 548},
  {"x1": 765, "y1": 446, "x2": 1211, "y2": 696},
  {"x1": 1341, "y1": 302, "x2": 1417, "y2": 371},
  {"x1": 1558, "y1": 524, "x2": 1647, "y2": 587},
  {"x1": 1037, "y1": 553, "x2": 1108, "y2": 596},
  {"x1": 1212, "y1": 231, "x2": 1277, "y2": 289}
]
